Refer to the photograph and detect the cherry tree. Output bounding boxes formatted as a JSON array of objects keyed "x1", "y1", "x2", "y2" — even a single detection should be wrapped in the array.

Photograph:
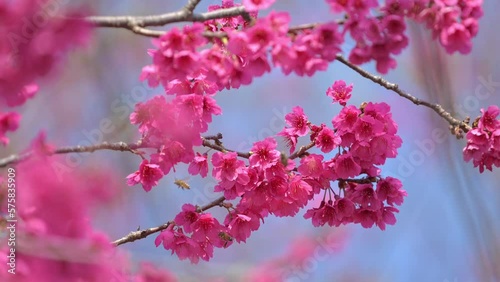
[{"x1": 0, "y1": 0, "x2": 498, "y2": 281}]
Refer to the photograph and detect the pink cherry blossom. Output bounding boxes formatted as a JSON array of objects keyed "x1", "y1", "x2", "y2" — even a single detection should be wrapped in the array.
[
  {"x1": 249, "y1": 138, "x2": 281, "y2": 169},
  {"x1": 326, "y1": 80, "x2": 353, "y2": 106},
  {"x1": 463, "y1": 106, "x2": 500, "y2": 172},
  {"x1": 243, "y1": 0, "x2": 276, "y2": 11},
  {"x1": 271, "y1": 37, "x2": 297, "y2": 75},
  {"x1": 354, "y1": 209, "x2": 378, "y2": 228},
  {"x1": 212, "y1": 152, "x2": 247, "y2": 182},
  {"x1": 191, "y1": 213, "x2": 223, "y2": 243},
  {"x1": 492, "y1": 129, "x2": 500, "y2": 150},
  {"x1": 376, "y1": 177, "x2": 407, "y2": 206},
  {"x1": 188, "y1": 153, "x2": 209, "y2": 177},
  {"x1": 155, "y1": 227, "x2": 202, "y2": 264},
  {"x1": 202, "y1": 96, "x2": 223, "y2": 124},
  {"x1": 351, "y1": 184, "x2": 382, "y2": 210},
  {"x1": 478, "y1": 105, "x2": 500, "y2": 132},
  {"x1": 440, "y1": 22, "x2": 472, "y2": 54},
  {"x1": 151, "y1": 141, "x2": 193, "y2": 175},
  {"x1": 304, "y1": 200, "x2": 340, "y2": 227},
  {"x1": 0, "y1": 112, "x2": 20, "y2": 145},
  {"x1": 283, "y1": 106, "x2": 310, "y2": 136},
  {"x1": 332, "y1": 105, "x2": 361, "y2": 133},
  {"x1": 130, "y1": 95, "x2": 169, "y2": 134},
  {"x1": 225, "y1": 211, "x2": 261, "y2": 243},
  {"x1": 206, "y1": 0, "x2": 246, "y2": 31},
  {"x1": 376, "y1": 206, "x2": 399, "y2": 230},
  {"x1": 333, "y1": 152, "x2": 362, "y2": 179},
  {"x1": 174, "y1": 204, "x2": 200, "y2": 233},
  {"x1": 126, "y1": 160, "x2": 164, "y2": 192},
  {"x1": 278, "y1": 128, "x2": 299, "y2": 154},
  {"x1": 246, "y1": 22, "x2": 276, "y2": 54},
  {"x1": 298, "y1": 154, "x2": 325, "y2": 178},
  {"x1": 315, "y1": 126, "x2": 341, "y2": 153},
  {"x1": 334, "y1": 197, "x2": 356, "y2": 222},
  {"x1": 286, "y1": 175, "x2": 313, "y2": 207},
  {"x1": 353, "y1": 115, "x2": 385, "y2": 143}
]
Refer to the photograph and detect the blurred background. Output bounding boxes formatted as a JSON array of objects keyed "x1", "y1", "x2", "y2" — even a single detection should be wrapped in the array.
[{"x1": 3, "y1": 1, "x2": 499, "y2": 281}]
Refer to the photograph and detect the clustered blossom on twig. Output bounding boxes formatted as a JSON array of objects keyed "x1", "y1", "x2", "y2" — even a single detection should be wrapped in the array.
[
  {"x1": 126, "y1": 76, "x2": 407, "y2": 263},
  {"x1": 463, "y1": 106, "x2": 500, "y2": 172}
]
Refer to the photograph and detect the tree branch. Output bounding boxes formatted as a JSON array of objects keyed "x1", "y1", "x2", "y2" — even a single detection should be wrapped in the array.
[
  {"x1": 182, "y1": 0, "x2": 202, "y2": 15},
  {"x1": 201, "y1": 136, "x2": 251, "y2": 158},
  {"x1": 335, "y1": 55, "x2": 472, "y2": 132},
  {"x1": 85, "y1": 5, "x2": 247, "y2": 31},
  {"x1": 289, "y1": 142, "x2": 316, "y2": 160},
  {"x1": 0, "y1": 142, "x2": 146, "y2": 168},
  {"x1": 112, "y1": 196, "x2": 226, "y2": 246},
  {"x1": 0, "y1": 132, "x2": 254, "y2": 168}
]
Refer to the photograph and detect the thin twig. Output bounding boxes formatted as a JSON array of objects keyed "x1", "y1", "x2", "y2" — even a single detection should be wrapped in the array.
[
  {"x1": 203, "y1": 133, "x2": 224, "y2": 141},
  {"x1": 342, "y1": 177, "x2": 378, "y2": 184},
  {"x1": 289, "y1": 142, "x2": 316, "y2": 160},
  {"x1": 201, "y1": 138, "x2": 251, "y2": 158},
  {"x1": 287, "y1": 23, "x2": 319, "y2": 34},
  {"x1": 113, "y1": 222, "x2": 173, "y2": 246},
  {"x1": 85, "y1": 6, "x2": 247, "y2": 29},
  {"x1": 0, "y1": 132, "x2": 250, "y2": 168},
  {"x1": 335, "y1": 55, "x2": 472, "y2": 132},
  {"x1": 129, "y1": 26, "x2": 165, "y2": 37},
  {"x1": 182, "y1": 0, "x2": 202, "y2": 14},
  {"x1": 0, "y1": 142, "x2": 146, "y2": 168},
  {"x1": 112, "y1": 196, "x2": 226, "y2": 246}
]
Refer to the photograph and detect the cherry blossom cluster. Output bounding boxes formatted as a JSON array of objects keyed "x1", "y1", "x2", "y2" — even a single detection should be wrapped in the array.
[
  {"x1": 0, "y1": 135, "x2": 176, "y2": 281},
  {"x1": 0, "y1": 112, "x2": 20, "y2": 146},
  {"x1": 140, "y1": 10, "x2": 343, "y2": 93},
  {"x1": 0, "y1": 0, "x2": 91, "y2": 145},
  {"x1": 328, "y1": 0, "x2": 483, "y2": 73},
  {"x1": 127, "y1": 89, "x2": 222, "y2": 191},
  {"x1": 463, "y1": 105, "x2": 500, "y2": 173},
  {"x1": 151, "y1": 80, "x2": 407, "y2": 263},
  {"x1": 415, "y1": 0, "x2": 483, "y2": 54},
  {"x1": 141, "y1": 0, "x2": 483, "y2": 92},
  {"x1": 155, "y1": 204, "x2": 234, "y2": 264}
]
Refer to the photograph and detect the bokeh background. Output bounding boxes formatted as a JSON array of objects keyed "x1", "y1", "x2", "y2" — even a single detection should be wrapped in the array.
[{"x1": 3, "y1": 1, "x2": 500, "y2": 281}]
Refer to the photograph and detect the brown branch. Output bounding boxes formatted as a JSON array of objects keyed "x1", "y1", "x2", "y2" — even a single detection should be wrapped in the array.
[
  {"x1": 342, "y1": 177, "x2": 378, "y2": 184},
  {"x1": 0, "y1": 142, "x2": 146, "y2": 168},
  {"x1": 129, "y1": 26, "x2": 165, "y2": 37},
  {"x1": 203, "y1": 133, "x2": 224, "y2": 142},
  {"x1": 287, "y1": 23, "x2": 319, "y2": 34},
  {"x1": 85, "y1": 5, "x2": 247, "y2": 31},
  {"x1": 0, "y1": 133, "x2": 249, "y2": 168},
  {"x1": 289, "y1": 142, "x2": 316, "y2": 159},
  {"x1": 113, "y1": 222, "x2": 173, "y2": 246},
  {"x1": 113, "y1": 196, "x2": 226, "y2": 246},
  {"x1": 335, "y1": 55, "x2": 472, "y2": 132},
  {"x1": 201, "y1": 138, "x2": 251, "y2": 158},
  {"x1": 182, "y1": 0, "x2": 202, "y2": 14},
  {"x1": 84, "y1": 0, "x2": 345, "y2": 39}
]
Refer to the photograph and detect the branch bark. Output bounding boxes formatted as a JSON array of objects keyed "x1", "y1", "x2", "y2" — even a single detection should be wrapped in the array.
[
  {"x1": 335, "y1": 55, "x2": 472, "y2": 132},
  {"x1": 0, "y1": 142, "x2": 146, "y2": 168},
  {"x1": 0, "y1": 134, "x2": 251, "y2": 168},
  {"x1": 85, "y1": 5, "x2": 247, "y2": 30},
  {"x1": 112, "y1": 196, "x2": 226, "y2": 246}
]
